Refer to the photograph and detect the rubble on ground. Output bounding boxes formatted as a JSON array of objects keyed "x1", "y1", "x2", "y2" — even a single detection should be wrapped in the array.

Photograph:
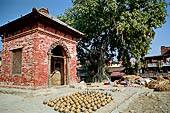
[
  {"x1": 112, "y1": 74, "x2": 170, "y2": 91},
  {"x1": 69, "y1": 81, "x2": 87, "y2": 89},
  {"x1": 112, "y1": 75, "x2": 144, "y2": 87}
]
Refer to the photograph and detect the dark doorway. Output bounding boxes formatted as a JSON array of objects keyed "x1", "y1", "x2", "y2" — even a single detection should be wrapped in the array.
[{"x1": 51, "y1": 46, "x2": 65, "y2": 85}]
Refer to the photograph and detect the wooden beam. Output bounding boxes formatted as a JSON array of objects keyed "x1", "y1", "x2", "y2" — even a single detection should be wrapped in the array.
[{"x1": 51, "y1": 55, "x2": 65, "y2": 59}]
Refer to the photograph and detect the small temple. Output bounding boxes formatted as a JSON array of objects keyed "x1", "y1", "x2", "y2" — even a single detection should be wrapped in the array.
[{"x1": 0, "y1": 8, "x2": 84, "y2": 89}]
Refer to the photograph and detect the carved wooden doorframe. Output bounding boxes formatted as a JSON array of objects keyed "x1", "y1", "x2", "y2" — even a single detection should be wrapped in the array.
[{"x1": 47, "y1": 39, "x2": 71, "y2": 87}]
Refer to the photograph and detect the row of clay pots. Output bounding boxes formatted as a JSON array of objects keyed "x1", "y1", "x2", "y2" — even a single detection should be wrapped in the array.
[{"x1": 43, "y1": 91, "x2": 114, "y2": 113}]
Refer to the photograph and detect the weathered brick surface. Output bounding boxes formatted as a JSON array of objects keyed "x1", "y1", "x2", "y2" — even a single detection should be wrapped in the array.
[
  {"x1": 0, "y1": 29, "x2": 78, "y2": 89},
  {"x1": 0, "y1": 33, "x2": 35, "y2": 88}
]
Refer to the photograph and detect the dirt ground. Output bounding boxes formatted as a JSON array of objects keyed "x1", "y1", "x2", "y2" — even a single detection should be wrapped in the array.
[
  {"x1": 122, "y1": 91, "x2": 170, "y2": 113},
  {"x1": 0, "y1": 86, "x2": 169, "y2": 113}
]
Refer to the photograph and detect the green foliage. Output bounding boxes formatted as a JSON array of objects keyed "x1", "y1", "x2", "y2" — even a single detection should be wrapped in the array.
[{"x1": 58, "y1": 0, "x2": 169, "y2": 75}]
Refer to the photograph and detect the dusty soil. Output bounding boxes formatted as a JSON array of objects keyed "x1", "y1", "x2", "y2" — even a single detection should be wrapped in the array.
[
  {"x1": 0, "y1": 86, "x2": 149, "y2": 113},
  {"x1": 122, "y1": 91, "x2": 170, "y2": 113},
  {"x1": 0, "y1": 85, "x2": 169, "y2": 113}
]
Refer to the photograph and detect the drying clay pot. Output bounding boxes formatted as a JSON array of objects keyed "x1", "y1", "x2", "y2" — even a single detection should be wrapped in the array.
[{"x1": 43, "y1": 99, "x2": 48, "y2": 104}]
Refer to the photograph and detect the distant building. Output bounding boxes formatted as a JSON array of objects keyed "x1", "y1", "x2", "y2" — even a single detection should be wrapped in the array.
[
  {"x1": 0, "y1": 8, "x2": 84, "y2": 89},
  {"x1": 107, "y1": 61, "x2": 125, "y2": 81},
  {"x1": 141, "y1": 46, "x2": 170, "y2": 74},
  {"x1": 0, "y1": 52, "x2": 1, "y2": 70}
]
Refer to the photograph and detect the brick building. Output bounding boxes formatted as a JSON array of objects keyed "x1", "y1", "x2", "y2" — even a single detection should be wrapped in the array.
[{"x1": 0, "y1": 8, "x2": 84, "y2": 89}]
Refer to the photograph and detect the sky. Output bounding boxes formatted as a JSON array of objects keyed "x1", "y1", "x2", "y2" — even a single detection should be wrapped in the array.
[{"x1": 0, "y1": 0, "x2": 170, "y2": 56}]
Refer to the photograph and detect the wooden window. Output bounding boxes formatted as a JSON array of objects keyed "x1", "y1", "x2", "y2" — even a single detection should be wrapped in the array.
[{"x1": 11, "y1": 49, "x2": 22, "y2": 74}]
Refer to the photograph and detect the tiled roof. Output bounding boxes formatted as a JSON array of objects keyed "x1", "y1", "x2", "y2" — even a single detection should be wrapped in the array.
[
  {"x1": 38, "y1": 10, "x2": 84, "y2": 36},
  {"x1": 0, "y1": 8, "x2": 85, "y2": 37}
]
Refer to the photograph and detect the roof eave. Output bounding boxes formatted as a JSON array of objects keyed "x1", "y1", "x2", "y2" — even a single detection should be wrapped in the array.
[{"x1": 0, "y1": 8, "x2": 86, "y2": 38}]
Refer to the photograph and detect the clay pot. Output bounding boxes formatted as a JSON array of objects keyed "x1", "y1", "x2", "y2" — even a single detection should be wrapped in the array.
[
  {"x1": 57, "y1": 101, "x2": 61, "y2": 104},
  {"x1": 81, "y1": 107, "x2": 86, "y2": 112},
  {"x1": 97, "y1": 104, "x2": 101, "y2": 109},
  {"x1": 104, "y1": 100, "x2": 108, "y2": 104},
  {"x1": 70, "y1": 101, "x2": 74, "y2": 105},
  {"x1": 63, "y1": 102, "x2": 67, "y2": 106},
  {"x1": 102, "y1": 94, "x2": 105, "y2": 97},
  {"x1": 70, "y1": 107, "x2": 75, "y2": 111},
  {"x1": 106, "y1": 96, "x2": 110, "y2": 99},
  {"x1": 72, "y1": 104, "x2": 76, "y2": 108},
  {"x1": 61, "y1": 99, "x2": 64, "y2": 102},
  {"x1": 85, "y1": 101, "x2": 88, "y2": 105},
  {"x1": 43, "y1": 99, "x2": 48, "y2": 104},
  {"x1": 53, "y1": 99, "x2": 57, "y2": 104},
  {"x1": 54, "y1": 106, "x2": 59, "y2": 111},
  {"x1": 64, "y1": 108, "x2": 69, "y2": 113},
  {"x1": 88, "y1": 109, "x2": 92, "y2": 113},
  {"x1": 100, "y1": 98, "x2": 104, "y2": 101},
  {"x1": 74, "y1": 100, "x2": 78, "y2": 103},
  {"x1": 66, "y1": 102, "x2": 70, "y2": 106},
  {"x1": 111, "y1": 96, "x2": 114, "y2": 100},
  {"x1": 101, "y1": 102, "x2": 105, "y2": 106},
  {"x1": 50, "y1": 102, "x2": 54, "y2": 107},
  {"x1": 98, "y1": 100, "x2": 101, "y2": 103},
  {"x1": 66, "y1": 100, "x2": 70, "y2": 103},
  {"x1": 76, "y1": 109, "x2": 81, "y2": 113},
  {"x1": 70, "y1": 111, "x2": 74, "y2": 113},
  {"x1": 55, "y1": 98, "x2": 59, "y2": 101},
  {"x1": 76, "y1": 105, "x2": 81, "y2": 109},
  {"x1": 59, "y1": 107, "x2": 64, "y2": 112},
  {"x1": 81, "y1": 103, "x2": 85, "y2": 107},
  {"x1": 94, "y1": 97, "x2": 97, "y2": 101},
  {"x1": 64, "y1": 98, "x2": 67, "y2": 101},
  {"x1": 91, "y1": 102, "x2": 95, "y2": 107},
  {"x1": 84, "y1": 111, "x2": 89, "y2": 113},
  {"x1": 66, "y1": 106, "x2": 71, "y2": 110},
  {"x1": 56, "y1": 103, "x2": 60, "y2": 107},
  {"x1": 86, "y1": 104, "x2": 90, "y2": 109},
  {"x1": 92, "y1": 105, "x2": 97, "y2": 111},
  {"x1": 88, "y1": 100, "x2": 92, "y2": 103},
  {"x1": 60, "y1": 104, "x2": 65, "y2": 108},
  {"x1": 76, "y1": 102, "x2": 79, "y2": 106},
  {"x1": 94, "y1": 101, "x2": 98, "y2": 105},
  {"x1": 107, "y1": 99, "x2": 111, "y2": 103},
  {"x1": 47, "y1": 102, "x2": 51, "y2": 106}
]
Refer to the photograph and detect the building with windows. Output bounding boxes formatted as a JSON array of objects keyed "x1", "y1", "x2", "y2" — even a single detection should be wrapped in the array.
[
  {"x1": 141, "y1": 46, "x2": 170, "y2": 74},
  {"x1": 0, "y1": 8, "x2": 84, "y2": 89}
]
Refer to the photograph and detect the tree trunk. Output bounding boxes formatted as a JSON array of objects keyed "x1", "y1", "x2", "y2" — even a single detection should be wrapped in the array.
[{"x1": 93, "y1": 53, "x2": 110, "y2": 82}]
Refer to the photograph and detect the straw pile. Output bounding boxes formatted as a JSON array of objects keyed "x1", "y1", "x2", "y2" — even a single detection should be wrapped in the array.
[
  {"x1": 157, "y1": 75, "x2": 165, "y2": 81},
  {"x1": 168, "y1": 74, "x2": 170, "y2": 80},
  {"x1": 148, "y1": 75, "x2": 170, "y2": 91},
  {"x1": 123, "y1": 75, "x2": 142, "y2": 80}
]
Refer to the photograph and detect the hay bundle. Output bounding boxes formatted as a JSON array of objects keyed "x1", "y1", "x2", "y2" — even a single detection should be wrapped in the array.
[
  {"x1": 148, "y1": 77, "x2": 170, "y2": 91},
  {"x1": 148, "y1": 80, "x2": 159, "y2": 89},
  {"x1": 155, "y1": 80, "x2": 170, "y2": 91},
  {"x1": 167, "y1": 74, "x2": 170, "y2": 80},
  {"x1": 157, "y1": 75, "x2": 165, "y2": 81},
  {"x1": 123, "y1": 75, "x2": 142, "y2": 80}
]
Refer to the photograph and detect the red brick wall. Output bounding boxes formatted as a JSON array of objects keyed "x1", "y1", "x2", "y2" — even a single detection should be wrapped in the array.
[
  {"x1": 0, "y1": 29, "x2": 78, "y2": 89},
  {"x1": 0, "y1": 33, "x2": 36, "y2": 89},
  {"x1": 33, "y1": 31, "x2": 77, "y2": 87}
]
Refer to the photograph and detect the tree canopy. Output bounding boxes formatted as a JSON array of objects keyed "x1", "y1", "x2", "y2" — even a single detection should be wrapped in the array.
[{"x1": 58, "y1": 0, "x2": 169, "y2": 82}]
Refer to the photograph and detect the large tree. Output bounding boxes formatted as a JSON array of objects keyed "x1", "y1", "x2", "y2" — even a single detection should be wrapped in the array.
[{"x1": 58, "y1": 0, "x2": 169, "y2": 82}]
